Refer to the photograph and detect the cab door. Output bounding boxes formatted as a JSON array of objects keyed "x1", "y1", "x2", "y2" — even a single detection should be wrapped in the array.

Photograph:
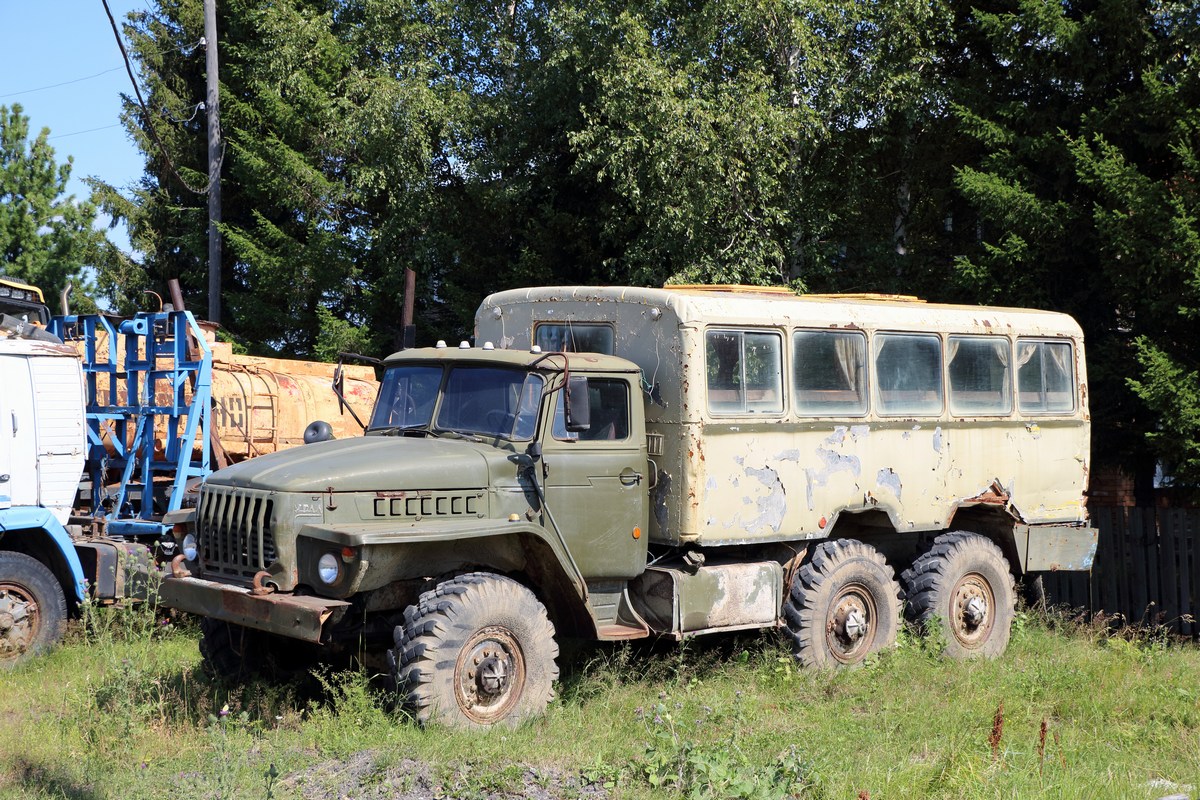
[
  {"x1": 539, "y1": 375, "x2": 648, "y2": 580},
  {"x1": 0, "y1": 353, "x2": 35, "y2": 510}
]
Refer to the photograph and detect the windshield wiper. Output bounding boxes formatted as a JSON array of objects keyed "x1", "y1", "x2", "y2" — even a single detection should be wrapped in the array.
[
  {"x1": 435, "y1": 429, "x2": 483, "y2": 443},
  {"x1": 370, "y1": 425, "x2": 430, "y2": 437}
]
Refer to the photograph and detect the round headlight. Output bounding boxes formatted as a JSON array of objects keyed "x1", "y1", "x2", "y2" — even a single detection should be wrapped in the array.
[
  {"x1": 317, "y1": 553, "x2": 340, "y2": 585},
  {"x1": 182, "y1": 533, "x2": 198, "y2": 562}
]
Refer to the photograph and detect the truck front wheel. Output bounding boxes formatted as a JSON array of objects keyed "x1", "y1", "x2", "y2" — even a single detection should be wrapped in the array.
[
  {"x1": 901, "y1": 532, "x2": 1015, "y2": 658},
  {"x1": 390, "y1": 572, "x2": 559, "y2": 729},
  {"x1": 199, "y1": 618, "x2": 320, "y2": 682},
  {"x1": 784, "y1": 539, "x2": 901, "y2": 667},
  {"x1": 0, "y1": 551, "x2": 68, "y2": 668}
]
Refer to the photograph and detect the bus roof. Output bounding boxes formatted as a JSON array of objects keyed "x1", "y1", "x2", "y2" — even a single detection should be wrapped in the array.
[{"x1": 480, "y1": 285, "x2": 1084, "y2": 339}]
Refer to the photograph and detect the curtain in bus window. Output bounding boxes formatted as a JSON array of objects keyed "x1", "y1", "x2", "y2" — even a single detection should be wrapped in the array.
[
  {"x1": 1017, "y1": 340, "x2": 1075, "y2": 414},
  {"x1": 794, "y1": 330, "x2": 867, "y2": 415},
  {"x1": 948, "y1": 336, "x2": 1012, "y2": 416},
  {"x1": 874, "y1": 333, "x2": 943, "y2": 416}
]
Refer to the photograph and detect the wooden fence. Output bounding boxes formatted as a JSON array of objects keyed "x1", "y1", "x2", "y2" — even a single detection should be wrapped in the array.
[{"x1": 1039, "y1": 506, "x2": 1198, "y2": 636}]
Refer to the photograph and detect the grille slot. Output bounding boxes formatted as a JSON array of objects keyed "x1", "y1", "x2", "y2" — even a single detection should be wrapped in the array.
[{"x1": 198, "y1": 485, "x2": 277, "y2": 579}]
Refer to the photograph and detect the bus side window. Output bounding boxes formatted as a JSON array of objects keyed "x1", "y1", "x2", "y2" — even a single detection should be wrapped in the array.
[
  {"x1": 873, "y1": 333, "x2": 943, "y2": 416},
  {"x1": 705, "y1": 330, "x2": 783, "y2": 415},
  {"x1": 793, "y1": 330, "x2": 867, "y2": 416},
  {"x1": 1017, "y1": 340, "x2": 1075, "y2": 413},
  {"x1": 948, "y1": 336, "x2": 1012, "y2": 416}
]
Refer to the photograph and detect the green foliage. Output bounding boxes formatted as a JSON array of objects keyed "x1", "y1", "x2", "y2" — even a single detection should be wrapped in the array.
[
  {"x1": 947, "y1": 0, "x2": 1200, "y2": 482},
  {"x1": 635, "y1": 693, "x2": 823, "y2": 798},
  {"x1": 0, "y1": 104, "x2": 125, "y2": 311},
  {"x1": 1128, "y1": 338, "x2": 1200, "y2": 485},
  {"x1": 94, "y1": 0, "x2": 1200, "y2": 479}
]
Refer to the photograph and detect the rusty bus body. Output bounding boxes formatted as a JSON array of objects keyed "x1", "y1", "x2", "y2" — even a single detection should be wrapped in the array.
[{"x1": 476, "y1": 285, "x2": 1094, "y2": 572}]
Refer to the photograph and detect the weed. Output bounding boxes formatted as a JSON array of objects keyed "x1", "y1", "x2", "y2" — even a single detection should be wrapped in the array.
[{"x1": 634, "y1": 691, "x2": 824, "y2": 799}]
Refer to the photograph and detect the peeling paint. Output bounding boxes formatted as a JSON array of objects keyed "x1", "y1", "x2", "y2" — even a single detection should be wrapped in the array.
[
  {"x1": 824, "y1": 427, "x2": 848, "y2": 446},
  {"x1": 849, "y1": 425, "x2": 870, "y2": 441},
  {"x1": 877, "y1": 468, "x2": 902, "y2": 500},
  {"x1": 805, "y1": 448, "x2": 863, "y2": 511},
  {"x1": 741, "y1": 465, "x2": 787, "y2": 533},
  {"x1": 933, "y1": 427, "x2": 943, "y2": 453},
  {"x1": 776, "y1": 449, "x2": 801, "y2": 462}
]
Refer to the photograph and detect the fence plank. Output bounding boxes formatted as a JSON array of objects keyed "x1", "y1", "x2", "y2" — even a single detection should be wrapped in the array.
[
  {"x1": 1131, "y1": 508, "x2": 1149, "y2": 624},
  {"x1": 1181, "y1": 515, "x2": 1195, "y2": 637},
  {"x1": 1160, "y1": 509, "x2": 1180, "y2": 632}
]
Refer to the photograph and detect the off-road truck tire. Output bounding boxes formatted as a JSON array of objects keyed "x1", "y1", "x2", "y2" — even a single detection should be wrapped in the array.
[
  {"x1": 783, "y1": 539, "x2": 901, "y2": 667},
  {"x1": 0, "y1": 551, "x2": 67, "y2": 668},
  {"x1": 390, "y1": 572, "x2": 558, "y2": 729},
  {"x1": 901, "y1": 531, "x2": 1015, "y2": 658},
  {"x1": 199, "y1": 618, "x2": 319, "y2": 682}
]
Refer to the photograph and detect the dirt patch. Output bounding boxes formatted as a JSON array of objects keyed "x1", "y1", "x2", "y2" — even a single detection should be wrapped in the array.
[{"x1": 277, "y1": 750, "x2": 610, "y2": 800}]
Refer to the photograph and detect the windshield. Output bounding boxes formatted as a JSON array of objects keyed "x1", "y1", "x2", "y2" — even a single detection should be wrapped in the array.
[
  {"x1": 369, "y1": 365, "x2": 442, "y2": 430},
  {"x1": 369, "y1": 363, "x2": 544, "y2": 440}
]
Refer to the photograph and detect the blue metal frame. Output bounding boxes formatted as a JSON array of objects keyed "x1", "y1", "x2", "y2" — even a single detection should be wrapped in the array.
[{"x1": 49, "y1": 311, "x2": 213, "y2": 538}]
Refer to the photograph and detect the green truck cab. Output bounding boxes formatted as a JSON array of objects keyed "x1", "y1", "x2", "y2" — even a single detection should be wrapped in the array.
[{"x1": 162, "y1": 344, "x2": 652, "y2": 726}]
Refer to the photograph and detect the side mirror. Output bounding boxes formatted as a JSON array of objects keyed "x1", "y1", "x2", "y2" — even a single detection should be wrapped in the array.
[{"x1": 564, "y1": 376, "x2": 591, "y2": 432}]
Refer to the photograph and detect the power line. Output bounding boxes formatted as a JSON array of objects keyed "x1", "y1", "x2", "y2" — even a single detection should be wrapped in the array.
[
  {"x1": 0, "y1": 39, "x2": 203, "y2": 101},
  {"x1": 101, "y1": 0, "x2": 212, "y2": 195},
  {"x1": 48, "y1": 123, "x2": 124, "y2": 140},
  {"x1": 0, "y1": 68, "x2": 123, "y2": 100}
]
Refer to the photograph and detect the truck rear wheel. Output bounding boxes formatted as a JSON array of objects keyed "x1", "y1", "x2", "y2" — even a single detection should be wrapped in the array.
[
  {"x1": 902, "y1": 532, "x2": 1015, "y2": 658},
  {"x1": 390, "y1": 572, "x2": 559, "y2": 729},
  {"x1": 0, "y1": 551, "x2": 67, "y2": 668},
  {"x1": 784, "y1": 539, "x2": 900, "y2": 667}
]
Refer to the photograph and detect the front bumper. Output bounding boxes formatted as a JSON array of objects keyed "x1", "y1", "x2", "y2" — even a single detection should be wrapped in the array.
[{"x1": 159, "y1": 576, "x2": 351, "y2": 644}]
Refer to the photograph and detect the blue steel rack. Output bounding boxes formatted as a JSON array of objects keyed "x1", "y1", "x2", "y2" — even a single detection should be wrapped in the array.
[{"x1": 49, "y1": 311, "x2": 213, "y2": 538}]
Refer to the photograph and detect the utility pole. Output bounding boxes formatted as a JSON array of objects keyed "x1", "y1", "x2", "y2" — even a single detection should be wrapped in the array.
[{"x1": 204, "y1": 0, "x2": 222, "y2": 324}]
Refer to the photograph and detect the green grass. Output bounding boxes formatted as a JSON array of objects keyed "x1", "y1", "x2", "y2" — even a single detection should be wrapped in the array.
[{"x1": 1, "y1": 607, "x2": 1198, "y2": 799}]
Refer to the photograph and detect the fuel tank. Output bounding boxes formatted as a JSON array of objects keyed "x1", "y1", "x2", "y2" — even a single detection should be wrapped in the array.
[{"x1": 208, "y1": 341, "x2": 377, "y2": 461}]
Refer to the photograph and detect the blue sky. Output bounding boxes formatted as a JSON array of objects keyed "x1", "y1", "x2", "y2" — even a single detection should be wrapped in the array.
[{"x1": 0, "y1": 1, "x2": 154, "y2": 250}]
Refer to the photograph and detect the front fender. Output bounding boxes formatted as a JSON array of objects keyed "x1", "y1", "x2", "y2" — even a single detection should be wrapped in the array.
[
  {"x1": 297, "y1": 518, "x2": 584, "y2": 597},
  {"x1": 0, "y1": 507, "x2": 88, "y2": 603}
]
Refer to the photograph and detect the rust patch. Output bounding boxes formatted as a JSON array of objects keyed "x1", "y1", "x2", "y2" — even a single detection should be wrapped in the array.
[{"x1": 964, "y1": 480, "x2": 1010, "y2": 505}]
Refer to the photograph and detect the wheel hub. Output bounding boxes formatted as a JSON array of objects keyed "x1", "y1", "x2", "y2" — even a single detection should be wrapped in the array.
[
  {"x1": 826, "y1": 584, "x2": 877, "y2": 664},
  {"x1": 455, "y1": 626, "x2": 526, "y2": 724},
  {"x1": 843, "y1": 608, "x2": 867, "y2": 641},
  {"x1": 949, "y1": 573, "x2": 995, "y2": 648},
  {"x1": 0, "y1": 586, "x2": 37, "y2": 659},
  {"x1": 476, "y1": 653, "x2": 509, "y2": 696}
]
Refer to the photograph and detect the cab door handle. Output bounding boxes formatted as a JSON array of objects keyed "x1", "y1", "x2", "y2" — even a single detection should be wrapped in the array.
[{"x1": 620, "y1": 468, "x2": 642, "y2": 486}]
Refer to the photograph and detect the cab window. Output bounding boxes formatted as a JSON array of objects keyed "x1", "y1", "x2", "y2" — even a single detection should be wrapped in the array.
[{"x1": 553, "y1": 379, "x2": 630, "y2": 441}]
